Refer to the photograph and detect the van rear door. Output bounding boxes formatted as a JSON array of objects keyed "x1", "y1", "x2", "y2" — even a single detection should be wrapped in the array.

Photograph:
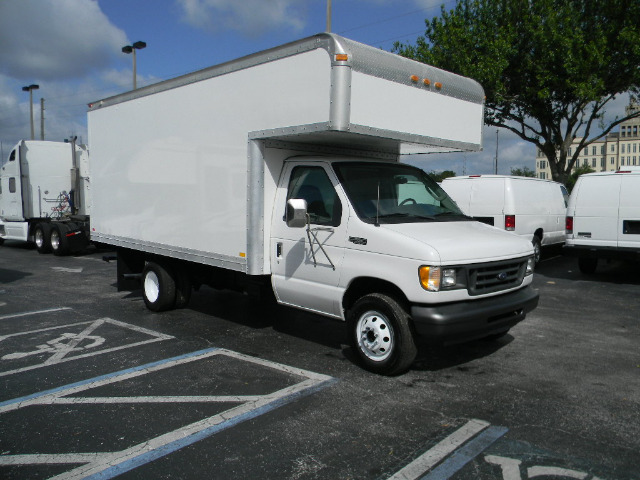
[
  {"x1": 573, "y1": 175, "x2": 620, "y2": 247},
  {"x1": 618, "y1": 175, "x2": 640, "y2": 249}
]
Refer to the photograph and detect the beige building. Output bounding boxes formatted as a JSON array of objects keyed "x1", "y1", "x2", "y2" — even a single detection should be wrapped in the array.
[{"x1": 536, "y1": 102, "x2": 640, "y2": 180}]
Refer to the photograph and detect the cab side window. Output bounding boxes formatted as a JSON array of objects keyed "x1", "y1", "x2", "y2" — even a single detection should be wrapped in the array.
[{"x1": 287, "y1": 166, "x2": 342, "y2": 227}]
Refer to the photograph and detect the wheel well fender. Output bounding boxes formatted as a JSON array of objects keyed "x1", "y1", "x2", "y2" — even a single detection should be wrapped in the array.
[{"x1": 342, "y1": 277, "x2": 409, "y2": 316}]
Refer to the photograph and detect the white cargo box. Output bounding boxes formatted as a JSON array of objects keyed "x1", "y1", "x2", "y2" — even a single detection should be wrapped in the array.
[{"x1": 88, "y1": 33, "x2": 485, "y2": 275}]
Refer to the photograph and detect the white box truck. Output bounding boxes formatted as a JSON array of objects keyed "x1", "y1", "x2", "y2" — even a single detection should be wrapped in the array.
[
  {"x1": 88, "y1": 33, "x2": 539, "y2": 375},
  {"x1": 565, "y1": 167, "x2": 640, "y2": 273},
  {"x1": 0, "y1": 139, "x2": 91, "y2": 254},
  {"x1": 441, "y1": 175, "x2": 569, "y2": 263}
]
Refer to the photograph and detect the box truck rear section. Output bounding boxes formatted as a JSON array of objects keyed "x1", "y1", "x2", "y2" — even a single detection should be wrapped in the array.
[
  {"x1": 0, "y1": 139, "x2": 91, "y2": 254},
  {"x1": 89, "y1": 33, "x2": 538, "y2": 375}
]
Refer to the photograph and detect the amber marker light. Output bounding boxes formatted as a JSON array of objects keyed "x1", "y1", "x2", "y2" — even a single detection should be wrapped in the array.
[
  {"x1": 423, "y1": 78, "x2": 431, "y2": 86},
  {"x1": 335, "y1": 54, "x2": 348, "y2": 61},
  {"x1": 435, "y1": 82, "x2": 443, "y2": 90},
  {"x1": 410, "y1": 75, "x2": 419, "y2": 83}
]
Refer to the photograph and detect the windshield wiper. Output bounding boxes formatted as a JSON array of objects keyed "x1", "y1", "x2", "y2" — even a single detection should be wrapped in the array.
[{"x1": 376, "y1": 213, "x2": 437, "y2": 221}]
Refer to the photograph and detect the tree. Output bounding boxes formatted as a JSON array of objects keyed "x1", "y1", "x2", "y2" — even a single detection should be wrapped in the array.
[
  {"x1": 566, "y1": 164, "x2": 595, "y2": 192},
  {"x1": 429, "y1": 170, "x2": 456, "y2": 182},
  {"x1": 510, "y1": 166, "x2": 536, "y2": 177},
  {"x1": 394, "y1": 0, "x2": 640, "y2": 185}
]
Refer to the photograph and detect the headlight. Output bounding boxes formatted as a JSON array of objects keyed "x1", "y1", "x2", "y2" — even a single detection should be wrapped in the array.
[
  {"x1": 526, "y1": 257, "x2": 535, "y2": 276},
  {"x1": 419, "y1": 266, "x2": 457, "y2": 291}
]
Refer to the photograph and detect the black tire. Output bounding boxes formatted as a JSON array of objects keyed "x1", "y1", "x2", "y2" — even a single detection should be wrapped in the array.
[
  {"x1": 50, "y1": 224, "x2": 70, "y2": 256},
  {"x1": 174, "y1": 267, "x2": 192, "y2": 309},
  {"x1": 34, "y1": 223, "x2": 52, "y2": 254},
  {"x1": 532, "y1": 236, "x2": 542, "y2": 265},
  {"x1": 142, "y1": 262, "x2": 176, "y2": 312},
  {"x1": 348, "y1": 293, "x2": 417, "y2": 376},
  {"x1": 578, "y1": 256, "x2": 598, "y2": 274}
]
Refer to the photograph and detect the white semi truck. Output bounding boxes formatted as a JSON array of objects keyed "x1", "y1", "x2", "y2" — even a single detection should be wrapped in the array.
[
  {"x1": 0, "y1": 139, "x2": 91, "y2": 254},
  {"x1": 88, "y1": 33, "x2": 539, "y2": 375}
]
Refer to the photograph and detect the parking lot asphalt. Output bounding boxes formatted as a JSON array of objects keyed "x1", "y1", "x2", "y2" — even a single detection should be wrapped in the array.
[{"x1": 0, "y1": 241, "x2": 638, "y2": 480}]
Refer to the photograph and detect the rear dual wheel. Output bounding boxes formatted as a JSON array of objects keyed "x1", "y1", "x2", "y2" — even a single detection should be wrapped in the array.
[
  {"x1": 34, "y1": 223, "x2": 52, "y2": 254},
  {"x1": 142, "y1": 261, "x2": 192, "y2": 312}
]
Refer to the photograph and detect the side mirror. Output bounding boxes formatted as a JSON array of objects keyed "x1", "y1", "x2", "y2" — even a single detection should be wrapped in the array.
[{"x1": 286, "y1": 198, "x2": 308, "y2": 228}]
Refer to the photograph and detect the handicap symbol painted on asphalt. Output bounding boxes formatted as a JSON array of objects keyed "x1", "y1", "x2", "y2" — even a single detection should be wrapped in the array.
[
  {"x1": 2, "y1": 331, "x2": 105, "y2": 360},
  {"x1": 485, "y1": 455, "x2": 604, "y2": 479}
]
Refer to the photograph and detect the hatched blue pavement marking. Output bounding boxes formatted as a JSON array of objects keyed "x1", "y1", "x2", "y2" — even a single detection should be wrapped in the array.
[
  {"x1": 0, "y1": 347, "x2": 336, "y2": 480},
  {"x1": 420, "y1": 426, "x2": 509, "y2": 480}
]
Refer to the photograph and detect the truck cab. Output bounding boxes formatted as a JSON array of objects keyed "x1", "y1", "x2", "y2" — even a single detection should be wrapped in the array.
[{"x1": 271, "y1": 158, "x2": 537, "y2": 374}]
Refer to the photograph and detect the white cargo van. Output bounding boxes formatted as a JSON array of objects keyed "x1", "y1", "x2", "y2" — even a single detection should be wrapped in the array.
[
  {"x1": 441, "y1": 175, "x2": 568, "y2": 263},
  {"x1": 88, "y1": 33, "x2": 538, "y2": 375},
  {"x1": 565, "y1": 168, "x2": 640, "y2": 273}
]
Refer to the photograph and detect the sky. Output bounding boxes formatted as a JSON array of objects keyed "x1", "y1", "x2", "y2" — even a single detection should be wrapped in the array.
[{"x1": 0, "y1": 0, "x2": 630, "y2": 175}]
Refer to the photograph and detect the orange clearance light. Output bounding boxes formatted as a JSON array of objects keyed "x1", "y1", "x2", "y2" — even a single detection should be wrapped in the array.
[
  {"x1": 423, "y1": 78, "x2": 431, "y2": 86},
  {"x1": 435, "y1": 81, "x2": 443, "y2": 90},
  {"x1": 410, "y1": 75, "x2": 419, "y2": 82},
  {"x1": 335, "y1": 54, "x2": 348, "y2": 62}
]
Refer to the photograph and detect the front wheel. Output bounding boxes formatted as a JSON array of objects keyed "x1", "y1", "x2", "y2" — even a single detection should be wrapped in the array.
[
  {"x1": 142, "y1": 262, "x2": 176, "y2": 312},
  {"x1": 348, "y1": 293, "x2": 417, "y2": 376}
]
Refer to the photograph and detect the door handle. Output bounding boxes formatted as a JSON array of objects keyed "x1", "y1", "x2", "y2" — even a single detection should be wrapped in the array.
[{"x1": 276, "y1": 242, "x2": 282, "y2": 258}]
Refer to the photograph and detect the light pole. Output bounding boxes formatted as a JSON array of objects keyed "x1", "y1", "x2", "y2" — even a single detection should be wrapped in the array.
[
  {"x1": 122, "y1": 41, "x2": 146, "y2": 90},
  {"x1": 22, "y1": 84, "x2": 39, "y2": 140}
]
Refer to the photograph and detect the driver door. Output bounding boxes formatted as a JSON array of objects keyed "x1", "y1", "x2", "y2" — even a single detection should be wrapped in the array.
[{"x1": 270, "y1": 162, "x2": 349, "y2": 318}]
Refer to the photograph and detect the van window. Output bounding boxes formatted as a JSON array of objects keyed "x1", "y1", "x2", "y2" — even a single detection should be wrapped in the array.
[
  {"x1": 287, "y1": 166, "x2": 341, "y2": 227},
  {"x1": 9, "y1": 149, "x2": 16, "y2": 161},
  {"x1": 9, "y1": 177, "x2": 16, "y2": 193}
]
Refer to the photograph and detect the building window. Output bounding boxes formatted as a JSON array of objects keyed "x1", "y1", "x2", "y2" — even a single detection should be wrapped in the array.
[
  {"x1": 634, "y1": 126, "x2": 638, "y2": 136},
  {"x1": 635, "y1": 156, "x2": 637, "y2": 166},
  {"x1": 611, "y1": 157, "x2": 615, "y2": 165},
  {"x1": 601, "y1": 157, "x2": 605, "y2": 168},
  {"x1": 622, "y1": 144, "x2": 626, "y2": 153},
  {"x1": 622, "y1": 126, "x2": 626, "y2": 137},
  {"x1": 539, "y1": 160, "x2": 546, "y2": 169},
  {"x1": 611, "y1": 144, "x2": 615, "y2": 152},
  {"x1": 583, "y1": 159, "x2": 588, "y2": 166},
  {"x1": 634, "y1": 144, "x2": 637, "y2": 153},
  {"x1": 568, "y1": 147, "x2": 572, "y2": 155}
]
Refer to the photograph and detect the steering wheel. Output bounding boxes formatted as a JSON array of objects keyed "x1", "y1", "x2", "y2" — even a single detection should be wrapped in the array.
[{"x1": 399, "y1": 198, "x2": 417, "y2": 206}]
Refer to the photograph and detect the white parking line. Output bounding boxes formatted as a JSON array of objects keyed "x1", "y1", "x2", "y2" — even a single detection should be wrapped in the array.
[
  {"x1": 0, "y1": 307, "x2": 73, "y2": 321},
  {"x1": 0, "y1": 347, "x2": 336, "y2": 480},
  {"x1": 387, "y1": 419, "x2": 490, "y2": 480}
]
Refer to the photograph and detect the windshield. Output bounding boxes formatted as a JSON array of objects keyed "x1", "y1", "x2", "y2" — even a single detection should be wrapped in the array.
[{"x1": 333, "y1": 162, "x2": 467, "y2": 224}]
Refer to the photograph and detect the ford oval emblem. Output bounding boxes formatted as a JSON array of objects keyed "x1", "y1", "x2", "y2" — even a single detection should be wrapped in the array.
[{"x1": 497, "y1": 272, "x2": 508, "y2": 281}]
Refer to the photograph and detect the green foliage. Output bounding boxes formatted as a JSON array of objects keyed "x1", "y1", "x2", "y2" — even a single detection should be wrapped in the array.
[
  {"x1": 395, "y1": 0, "x2": 640, "y2": 184},
  {"x1": 510, "y1": 166, "x2": 536, "y2": 177},
  {"x1": 566, "y1": 164, "x2": 595, "y2": 192},
  {"x1": 429, "y1": 170, "x2": 456, "y2": 182}
]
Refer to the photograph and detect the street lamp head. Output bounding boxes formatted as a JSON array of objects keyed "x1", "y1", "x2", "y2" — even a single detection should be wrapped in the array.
[
  {"x1": 122, "y1": 42, "x2": 146, "y2": 54},
  {"x1": 22, "y1": 84, "x2": 39, "y2": 92}
]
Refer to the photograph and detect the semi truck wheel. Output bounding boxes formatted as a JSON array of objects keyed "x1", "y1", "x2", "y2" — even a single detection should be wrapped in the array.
[
  {"x1": 34, "y1": 223, "x2": 52, "y2": 254},
  {"x1": 50, "y1": 224, "x2": 70, "y2": 256},
  {"x1": 578, "y1": 256, "x2": 598, "y2": 274},
  {"x1": 142, "y1": 262, "x2": 176, "y2": 312},
  {"x1": 348, "y1": 293, "x2": 417, "y2": 376}
]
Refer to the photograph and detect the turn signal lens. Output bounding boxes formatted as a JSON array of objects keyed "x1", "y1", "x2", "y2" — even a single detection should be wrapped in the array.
[
  {"x1": 419, "y1": 266, "x2": 440, "y2": 291},
  {"x1": 335, "y1": 54, "x2": 348, "y2": 62}
]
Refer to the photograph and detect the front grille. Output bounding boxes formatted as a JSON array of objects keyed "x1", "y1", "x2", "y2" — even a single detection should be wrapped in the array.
[{"x1": 467, "y1": 258, "x2": 527, "y2": 295}]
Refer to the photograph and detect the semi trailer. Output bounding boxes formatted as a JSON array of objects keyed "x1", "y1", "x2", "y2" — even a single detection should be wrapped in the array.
[
  {"x1": 87, "y1": 33, "x2": 538, "y2": 375},
  {"x1": 0, "y1": 139, "x2": 91, "y2": 254}
]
